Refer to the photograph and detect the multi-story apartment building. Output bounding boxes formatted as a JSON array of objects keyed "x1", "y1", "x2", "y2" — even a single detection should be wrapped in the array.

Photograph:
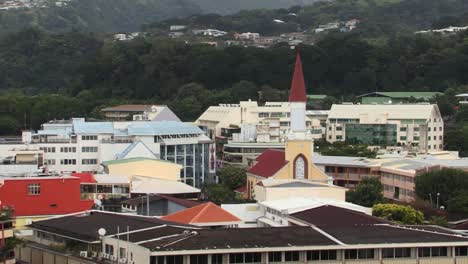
[
  {"x1": 326, "y1": 103, "x2": 444, "y2": 153},
  {"x1": 196, "y1": 101, "x2": 328, "y2": 141},
  {"x1": 1, "y1": 119, "x2": 214, "y2": 187}
]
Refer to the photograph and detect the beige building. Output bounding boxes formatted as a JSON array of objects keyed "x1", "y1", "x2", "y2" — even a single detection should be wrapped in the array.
[
  {"x1": 101, "y1": 157, "x2": 182, "y2": 181},
  {"x1": 327, "y1": 103, "x2": 444, "y2": 153}
]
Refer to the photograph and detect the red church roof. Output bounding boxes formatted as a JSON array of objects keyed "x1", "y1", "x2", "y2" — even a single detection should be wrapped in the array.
[
  {"x1": 161, "y1": 202, "x2": 241, "y2": 225},
  {"x1": 247, "y1": 149, "x2": 288, "y2": 178},
  {"x1": 288, "y1": 52, "x2": 307, "y2": 102}
]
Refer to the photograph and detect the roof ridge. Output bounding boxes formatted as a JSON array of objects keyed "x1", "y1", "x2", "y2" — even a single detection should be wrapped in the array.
[{"x1": 191, "y1": 202, "x2": 212, "y2": 223}]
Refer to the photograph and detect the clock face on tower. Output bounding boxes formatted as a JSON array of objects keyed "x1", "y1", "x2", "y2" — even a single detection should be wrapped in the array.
[{"x1": 294, "y1": 156, "x2": 305, "y2": 179}]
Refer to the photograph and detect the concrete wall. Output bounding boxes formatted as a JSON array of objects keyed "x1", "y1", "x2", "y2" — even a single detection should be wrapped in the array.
[{"x1": 15, "y1": 244, "x2": 96, "y2": 264}]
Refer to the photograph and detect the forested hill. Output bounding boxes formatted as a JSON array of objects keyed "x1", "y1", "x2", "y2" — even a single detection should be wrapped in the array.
[
  {"x1": 0, "y1": 0, "x2": 324, "y2": 34},
  {"x1": 149, "y1": 0, "x2": 468, "y2": 36}
]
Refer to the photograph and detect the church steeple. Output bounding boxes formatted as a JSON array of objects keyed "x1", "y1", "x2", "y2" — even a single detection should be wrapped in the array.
[
  {"x1": 289, "y1": 52, "x2": 307, "y2": 102},
  {"x1": 289, "y1": 52, "x2": 307, "y2": 133}
]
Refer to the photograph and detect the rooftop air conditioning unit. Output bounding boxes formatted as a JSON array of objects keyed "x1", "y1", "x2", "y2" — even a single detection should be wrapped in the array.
[{"x1": 80, "y1": 251, "x2": 88, "y2": 258}]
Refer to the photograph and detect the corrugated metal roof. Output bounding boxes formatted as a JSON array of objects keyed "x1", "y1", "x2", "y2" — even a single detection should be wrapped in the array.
[
  {"x1": 73, "y1": 120, "x2": 114, "y2": 134},
  {"x1": 127, "y1": 121, "x2": 204, "y2": 136}
]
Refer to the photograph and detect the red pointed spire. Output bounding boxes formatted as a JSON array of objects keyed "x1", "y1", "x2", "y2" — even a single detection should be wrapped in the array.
[{"x1": 288, "y1": 52, "x2": 307, "y2": 102}]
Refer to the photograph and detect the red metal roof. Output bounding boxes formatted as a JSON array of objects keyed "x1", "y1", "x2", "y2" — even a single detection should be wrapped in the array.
[
  {"x1": 247, "y1": 149, "x2": 288, "y2": 178},
  {"x1": 234, "y1": 186, "x2": 246, "y2": 193},
  {"x1": 288, "y1": 52, "x2": 307, "y2": 102},
  {"x1": 71, "y1": 173, "x2": 97, "y2": 184},
  {"x1": 161, "y1": 202, "x2": 241, "y2": 224}
]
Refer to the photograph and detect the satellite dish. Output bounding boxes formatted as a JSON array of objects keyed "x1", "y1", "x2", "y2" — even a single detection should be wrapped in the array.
[{"x1": 98, "y1": 228, "x2": 107, "y2": 236}]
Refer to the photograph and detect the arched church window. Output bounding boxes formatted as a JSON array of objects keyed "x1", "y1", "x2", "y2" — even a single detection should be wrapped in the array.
[{"x1": 294, "y1": 155, "x2": 306, "y2": 179}]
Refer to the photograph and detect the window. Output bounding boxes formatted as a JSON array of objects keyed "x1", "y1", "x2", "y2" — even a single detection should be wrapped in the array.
[
  {"x1": 439, "y1": 136, "x2": 443, "y2": 140},
  {"x1": 439, "y1": 144, "x2": 442, "y2": 149},
  {"x1": 82, "y1": 159, "x2": 98, "y2": 165},
  {"x1": 211, "y1": 254, "x2": 223, "y2": 264},
  {"x1": 285, "y1": 251, "x2": 300, "y2": 262},
  {"x1": 82, "y1": 135, "x2": 98, "y2": 141},
  {"x1": 336, "y1": 135, "x2": 343, "y2": 140},
  {"x1": 328, "y1": 135, "x2": 332, "y2": 140},
  {"x1": 439, "y1": 127, "x2": 443, "y2": 131},
  {"x1": 414, "y1": 127, "x2": 420, "y2": 132},
  {"x1": 433, "y1": 136, "x2": 436, "y2": 140},
  {"x1": 119, "y1": 248, "x2": 126, "y2": 259},
  {"x1": 413, "y1": 136, "x2": 420, "y2": 141},
  {"x1": 307, "y1": 250, "x2": 337, "y2": 261},
  {"x1": 229, "y1": 253, "x2": 261, "y2": 264},
  {"x1": 294, "y1": 156, "x2": 306, "y2": 180},
  {"x1": 280, "y1": 121, "x2": 289, "y2": 127},
  {"x1": 166, "y1": 256, "x2": 183, "y2": 264},
  {"x1": 190, "y1": 255, "x2": 208, "y2": 264},
  {"x1": 428, "y1": 127, "x2": 431, "y2": 132},
  {"x1": 82, "y1": 146, "x2": 98, "y2": 152},
  {"x1": 382, "y1": 248, "x2": 411, "y2": 258},
  {"x1": 259, "y1": 112, "x2": 269, "y2": 118},
  {"x1": 456, "y1": 247, "x2": 468, "y2": 256},
  {"x1": 60, "y1": 159, "x2": 76, "y2": 165},
  {"x1": 28, "y1": 183, "x2": 40, "y2": 195},
  {"x1": 428, "y1": 136, "x2": 431, "y2": 141},
  {"x1": 42, "y1": 147, "x2": 56, "y2": 153},
  {"x1": 400, "y1": 136, "x2": 407, "y2": 141},
  {"x1": 105, "y1": 244, "x2": 114, "y2": 255},
  {"x1": 268, "y1": 252, "x2": 282, "y2": 262},
  {"x1": 400, "y1": 127, "x2": 407, "y2": 132},
  {"x1": 60, "y1": 147, "x2": 76, "y2": 153},
  {"x1": 418, "y1": 247, "x2": 447, "y2": 258},
  {"x1": 428, "y1": 145, "x2": 431, "y2": 149},
  {"x1": 336, "y1": 126, "x2": 343, "y2": 131},
  {"x1": 44, "y1": 159, "x2": 56, "y2": 165},
  {"x1": 345, "y1": 249, "x2": 374, "y2": 259}
]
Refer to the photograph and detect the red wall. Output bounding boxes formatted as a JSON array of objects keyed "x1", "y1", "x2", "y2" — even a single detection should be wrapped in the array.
[{"x1": 0, "y1": 177, "x2": 94, "y2": 217}]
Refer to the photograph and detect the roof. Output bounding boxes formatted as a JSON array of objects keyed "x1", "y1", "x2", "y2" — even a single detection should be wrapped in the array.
[
  {"x1": 131, "y1": 177, "x2": 200, "y2": 195},
  {"x1": 101, "y1": 157, "x2": 162, "y2": 166},
  {"x1": 221, "y1": 204, "x2": 262, "y2": 223},
  {"x1": 307, "y1": 94, "x2": 327, "y2": 100},
  {"x1": 289, "y1": 52, "x2": 307, "y2": 102},
  {"x1": 259, "y1": 197, "x2": 371, "y2": 215},
  {"x1": 93, "y1": 174, "x2": 129, "y2": 184},
  {"x1": 234, "y1": 185, "x2": 247, "y2": 193},
  {"x1": 358, "y1": 92, "x2": 441, "y2": 99},
  {"x1": 265, "y1": 180, "x2": 329, "y2": 188},
  {"x1": 73, "y1": 120, "x2": 114, "y2": 134},
  {"x1": 328, "y1": 104, "x2": 438, "y2": 120},
  {"x1": 452, "y1": 220, "x2": 468, "y2": 230},
  {"x1": 116, "y1": 141, "x2": 158, "y2": 160},
  {"x1": 101, "y1": 104, "x2": 153, "y2": 112},
  {"x1": 380, "y1": 159, "x2": 437, "y2": 172},
  {"x1": 290, "y1": 205, "x2": 389, "y2": 227},
  {"x1": 71, "y1": 173, "x2": 97, "y2": 184},
  {"x1": 123, "y1": 194, "x2": 201, "y2": 208},
  {"x1": 28, "y1": 211, "x2": 188, "y2": 242},
  {"x1": 247, "y1": 149, "x2": 288, "y2": 178},
  {"x1": 161, "y1": 202, "x2": 241, "y2": 225},
  {"x1": 143, "y1": 226, "x2": 336, "y2": 251},
  {"x1": 313, "y1": 155, "x2": 376, "y2": 167},
  {"x1": 321, "y1": 224, "x2": 468, "y2": 244},
  {"x1": 127, "y1": 121, "x2": 204, "y2": 136}
]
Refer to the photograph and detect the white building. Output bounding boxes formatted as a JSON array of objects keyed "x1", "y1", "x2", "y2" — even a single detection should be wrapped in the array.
[
  {"x1": 0, "y1": 119, "x2": 214, "y2": 187},
  {"x1": 326, "y1": 103, "x2": 444, "y2": 153},
  {"x1": 196, "y1": 101, "x2": 327, "y2": 142}
]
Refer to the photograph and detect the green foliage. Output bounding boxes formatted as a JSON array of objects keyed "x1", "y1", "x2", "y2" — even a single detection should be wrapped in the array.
[
  {"x1": 372, "y1": 203, "x2": 424, "y2": 225},
  {"x1": 346, "y1": 177, "x2": 384, "y2": 207},
  {"x1": 202, "y1": 184, "x2": 236, "y2": 204},
  {"x1": 316, "y1": 140, "x2": 377, "y2": 158},
  {"x1": 415, "y1": 168, "x2": 468, "y2": 213},
  {"x1": 447, "y1": 191, "x2": 468, "y2": 214},
  {"x1": 219, "y1": 165, "x2": 247, "y2": 190},
  {"x1": 429, "y1": 215, "x2": 448, "y2": 227}
]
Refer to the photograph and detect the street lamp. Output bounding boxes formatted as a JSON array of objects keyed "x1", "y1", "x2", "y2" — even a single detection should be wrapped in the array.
[
  {"x1": 429, "y1": 193, "x2": 433, "y2": 208},
  {"x1": 98, "y1": 228, "x2": 106, "y2": 260},
  {"x1": 437, "y1": 193, "x2": 440, "y2": 209}
]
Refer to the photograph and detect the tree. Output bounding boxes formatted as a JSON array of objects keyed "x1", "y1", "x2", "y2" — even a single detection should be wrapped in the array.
[
  {"x1": 202, "y1": 184, "x2": 236, "y2": 204},
  {"x1": 447, "y1": 191, "x2": 468, "y2": 214},
  {"x1": 219, "y1": 165, "x2": 247, "y2": 190},
  {"x1": 372, "y1": 204, "x2": 424, "y2": 225},
  {"x1": 346, "y1": 177, "x2": 384, "y2": 207},
  {"x1": 415, "y1": 168, "x2": 468, "y2": 210}
]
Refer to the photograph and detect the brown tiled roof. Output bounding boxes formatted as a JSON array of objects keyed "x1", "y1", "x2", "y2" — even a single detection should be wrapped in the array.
[{"x1": 290, "y1": 205, "x2": 390, "y2": 227}]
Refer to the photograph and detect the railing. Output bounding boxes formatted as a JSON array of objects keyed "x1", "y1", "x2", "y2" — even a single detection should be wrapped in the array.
[
  {"x1": 32, "y1": 138, "x2": 77, "y2": 144},
  {"x1": 0, "y1": 137, "x2": 22, "y2": 144},
  {"x1": 101, "y1": 139, "x2": 133, "y2": 144}
]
